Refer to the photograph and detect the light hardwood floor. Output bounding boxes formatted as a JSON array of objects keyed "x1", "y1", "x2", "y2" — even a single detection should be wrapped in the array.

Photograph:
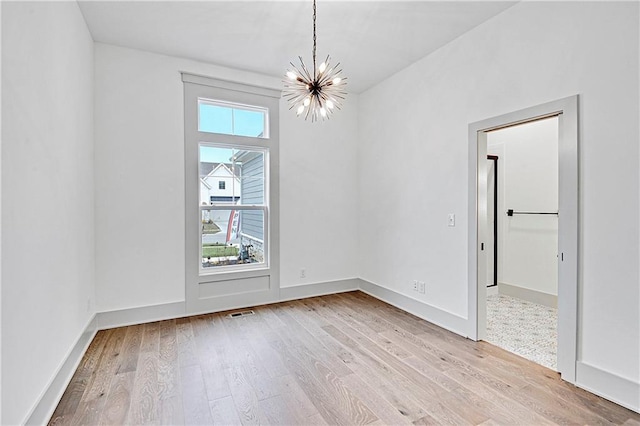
[{"x1": 49, "y1": 291, "x2": 640, "y2": 425}]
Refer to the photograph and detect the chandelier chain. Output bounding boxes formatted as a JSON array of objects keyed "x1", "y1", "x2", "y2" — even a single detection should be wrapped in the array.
[{"x1": 312, "y1": 0, "x2": 317, "y2": 77}]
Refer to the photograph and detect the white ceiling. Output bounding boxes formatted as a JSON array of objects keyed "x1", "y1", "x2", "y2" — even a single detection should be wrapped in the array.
[{"x1": 78, "y1": 1, "x2": 517, "y2": 94}]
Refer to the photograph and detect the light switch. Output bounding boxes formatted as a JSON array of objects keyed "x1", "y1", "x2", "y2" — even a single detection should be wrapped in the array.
[{"x1": 448, "y1": 213, "x2": 455, "y2": 227}]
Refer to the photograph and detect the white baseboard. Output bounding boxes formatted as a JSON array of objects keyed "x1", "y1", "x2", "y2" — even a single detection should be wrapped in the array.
[
  {"x1": 498, "y1": 282, "x2": 558, "y2": 308},
  {"x1": 359, "y1": 279, "x2": 469, "y2": 337},
  {"x1": 279, "y1": 278, "x2": 359, "y2": 302},
  {"x1": 25, "y1": 315, "x2": 98, "y2": 425},
  {"x1": 486, "y1": 285, "x2": 499, "y2": 296},
  {"x1": 576, "y1": 361, "x2": 640, "y2": 413},
  {"x1": 96, "y1": 301, "x2": 187, "y2": 330}
]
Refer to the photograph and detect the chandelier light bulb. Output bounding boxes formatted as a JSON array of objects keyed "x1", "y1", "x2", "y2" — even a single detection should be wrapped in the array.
[{"x1": 282, "y1": 0, "x2": 347, "y2": 122}]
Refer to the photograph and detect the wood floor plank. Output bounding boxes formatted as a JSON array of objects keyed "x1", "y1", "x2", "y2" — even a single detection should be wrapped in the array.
[
  {"x1": 258, "y1": 394, "x2": 303, "y2": 425},
  {"x1": 268, "y1": 329, "x2": 378, "y2": 425},
  {"x1": 339, "y1": 370, "x2": 415, "y2": 425},
  {"x1": 318, "y1": 324, "x2": 432, "y2": 421},
  {"x1": 224, "y1": 364, "x2": 266, "y2": 425},
  {"x1": 442, "y1": 360, "x2": 555, "y2": 425},
  {"x1": 390, "y1": 326, "x2": 533, "y2": 391},
  {"x1": 70, "y1": 328, "x2": 128, "y2": 425},
  {"x1": 49, "y1": 291, "x2": 640, "y2": 426},
  {"x1": 312, "y1": 297, "x2": 413, "y2": 360},
  {"x1": 305, "y1": 296, "x2": 454, "y2": 421},
  {"x1": 190, "y1": 314, "x2": 231, "y2": 401},
  {"x1": 98, "y1": 371, "x2": 135, "y2": 426},
  {"x1": 48, "y1": 414, "x2": 73, "y2": 426},
  {"x1": 412, "y1": 412, "x2": 444, "y2": 425},
  {"x1": 209, "y1": 396, "x2": 243, "y2": 425},
  {"x1": 268, "y1": 303, "x2": 355, "y2": 378},
  {"x1": 116, "y1": 324, "x2": 143, "y2": 374},
  {"x1": 127, "y1": 351, "x2": 159, "y2": 425},
  {"x1": 341, "y1": 292, "x2": 428, "y2": 335},
  {"x1": 439, "y1": 384, "x2": 517, "y2": 425},
  {"x1": 209, "y1": 313, "x2": 238, "y2": 370},
  {"x1": 49, "y1": 330, "x2": 111, "y2": 423},
  {"x1": 176, "y1": 317, "x2": 198, "y2": 368},
  {"x1": 139, "y1": 321, "x2": 160, "y2": 353},
  {"x1": 412, "y1": 401, "x2": 472, "y2": 426},
  {"x1": 181, "y1": 364, "x2": 214, "y2": 425},
  {"x1": 305, "y1": 412, "x2": 330, "y2": 425},
  {"x1": 322, "y1": 321, "x2": 452, "y2": 400},
  {"x1": 157, "y1": 319, "x2": 184, "y2": 426},
  {"x1": 242, "y1": 309, "x2": 290, "y2": 379},
  {"x1": 274, "y1": 374, "x2": 321, "y2": 420},
  {"x1": 220, "y1": 314, "x2": 283, "y2": 401}
]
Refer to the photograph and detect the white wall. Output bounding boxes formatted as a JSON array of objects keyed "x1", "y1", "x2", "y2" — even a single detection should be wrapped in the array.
[
  {"x1": 488, "y1": 117, "x2": 559, "y2": 296},
  {"x1": 94, "y1": 43, "x2": 359, "y2": 311},
  {"x1": 1, "y1": 2, "x2": 95, "y2": 424},
  {"x1": 358, "y1": 0, "x2": 639, "y2": 388},
  {"x1": 279, "y1": 90, "x2": 359, "y2": 288}
]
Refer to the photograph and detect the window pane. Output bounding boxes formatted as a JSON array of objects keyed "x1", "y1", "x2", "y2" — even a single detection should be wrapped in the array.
[
  {"x1": 233, "y1": 108, "x2": 265, "y2": 138},
  {"x1": 200, "y1": 145, "x2": 264, "y2": 206},
  {"x1": 198, "y1": 99, "x2": 266, "y2": 138},
  {"x1": 202, "y1": 209, "x2": 264, "y2": 269},
  {"x1": 199, "y1": 104, "x2": 233, "y2": 135}
]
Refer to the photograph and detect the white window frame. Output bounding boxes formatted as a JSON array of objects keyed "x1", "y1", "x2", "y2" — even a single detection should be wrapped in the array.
[
  {"x1": 183, "y1": 73, "x2": 280, "y2": 314},
  {"x1": 198, "y1": 98, "x2": 269, "y2": 138},
  {"x1": 198, "y1": 142, "x2": 269, "y2": 275}
]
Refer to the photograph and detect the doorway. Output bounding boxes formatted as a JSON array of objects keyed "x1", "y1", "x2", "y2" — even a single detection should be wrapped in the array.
[
  {"x1": 467, "y1": 96, "x2": 579, "y2": 383},
  {"x1": 484, "y1": 117, "x2": 559, "y2": 370}
]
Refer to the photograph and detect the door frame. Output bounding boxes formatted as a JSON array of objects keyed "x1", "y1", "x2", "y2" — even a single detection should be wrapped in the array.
[{"x1": 467, "y1": 95, "x2": 579, "y2": 383}]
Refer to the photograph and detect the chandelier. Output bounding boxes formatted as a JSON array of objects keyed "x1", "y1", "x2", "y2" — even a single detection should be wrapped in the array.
[{"x1": 283, "y1": 0, "x2": 347, "y2": 122}]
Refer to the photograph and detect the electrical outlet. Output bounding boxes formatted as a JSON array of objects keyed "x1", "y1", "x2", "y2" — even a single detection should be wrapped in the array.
[
  {"x1": 413, "y1": 280, "x2": 418, "y2": 291},
  {"x1": 418, "y1": 281, "x2": 426, "y2": 294},
  {"x1": 300, "y1": 268, "x2": 306, "y2": 279}
]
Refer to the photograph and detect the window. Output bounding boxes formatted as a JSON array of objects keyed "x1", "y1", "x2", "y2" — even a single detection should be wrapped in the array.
[
  {"x1": 198, "y1": 99, "x2": 268, "y2": 138},
  {"x1": 200, "y1": 144, "x2": 267, "y2": 270},
  {"x1": 183, "y1": 72, "x2": 280, "y2": 312}
]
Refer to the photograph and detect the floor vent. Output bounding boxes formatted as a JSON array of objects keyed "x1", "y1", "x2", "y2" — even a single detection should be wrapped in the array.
[{"x1": 228, "y1": 310, "x2": 255, "y2": 318}]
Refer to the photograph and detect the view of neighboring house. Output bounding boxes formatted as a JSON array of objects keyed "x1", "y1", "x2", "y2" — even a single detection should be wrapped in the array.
[
  {"x1": 199, "y1": 162, "x2": 240, "y2": 205},
  {"x1": 199, "y1": 154, "x2": 265, "y2": 264},
  {"x1": 200, "y1": 161, "x2": 240, "y2": 234}
]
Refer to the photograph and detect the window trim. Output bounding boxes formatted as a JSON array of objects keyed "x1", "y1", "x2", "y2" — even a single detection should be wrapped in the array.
[{"x1": 183, "y1": 72, "x2": 281, "y2": 314}]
